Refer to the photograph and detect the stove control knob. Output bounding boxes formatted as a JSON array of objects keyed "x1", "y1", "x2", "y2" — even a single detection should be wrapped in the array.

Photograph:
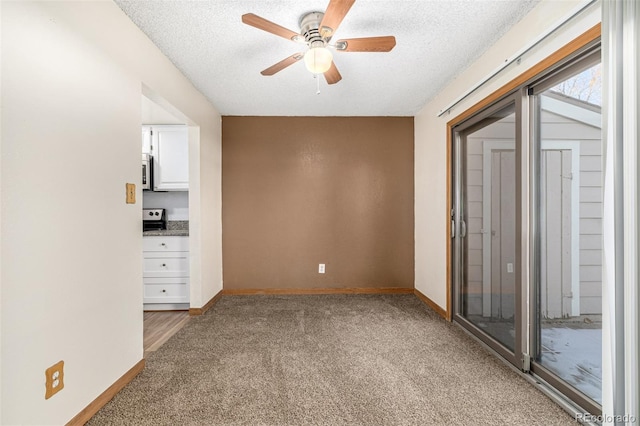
[
  {"x1": 148, "y1": 211, "x2": 153, "y2": 216},
  {"x1": 154, "y1": 212, "x2": 159, "y2": 216}
]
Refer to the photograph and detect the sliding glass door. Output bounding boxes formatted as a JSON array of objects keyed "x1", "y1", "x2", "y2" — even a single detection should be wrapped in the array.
[
  {"x1": 530, "y1": 53, "x2": 602, "y2": 415},
  {"x1": 452, "y1": 96, "x2": 521, "y2": 364},
  {"x1": 451, "y1": 46, "x2": 602, "y2": 415}
]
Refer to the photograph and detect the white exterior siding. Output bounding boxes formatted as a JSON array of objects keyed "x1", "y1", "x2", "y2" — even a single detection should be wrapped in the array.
[
  {"x1": 462, "y1": 109, "x2": 601, "y2": 317},
  {"x1": 541, "y1": 109, "x2": 602, "y2": 315}
]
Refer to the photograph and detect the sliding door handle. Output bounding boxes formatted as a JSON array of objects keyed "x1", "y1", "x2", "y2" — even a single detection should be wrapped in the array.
[{"x1": 460, "y1": 220, "x2": 467, "y2": 238}]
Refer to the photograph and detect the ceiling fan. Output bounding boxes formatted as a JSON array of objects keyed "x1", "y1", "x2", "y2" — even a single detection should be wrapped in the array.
[{"x1": 242, "y1": 0, "x2": 396, "y2": 85}]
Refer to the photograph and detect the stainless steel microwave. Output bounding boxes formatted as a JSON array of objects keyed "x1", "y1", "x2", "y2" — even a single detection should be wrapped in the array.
[{"x1": 142, "y1": 154, "x2": 153, "y2": 190}]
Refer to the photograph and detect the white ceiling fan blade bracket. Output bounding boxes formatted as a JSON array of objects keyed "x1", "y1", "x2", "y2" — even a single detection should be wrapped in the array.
[
  {"x1": 291, "y1": 35, "x2": 306, "y2": 44},
  {"x1": 334, "y1": 41, "x2": 347, "y2": 51},
  {"x1": 320, "y1": 26, "x2": 334, "y2": 40}
]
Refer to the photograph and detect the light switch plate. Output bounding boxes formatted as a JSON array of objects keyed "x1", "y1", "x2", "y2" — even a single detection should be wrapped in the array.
[{"x1": 126, "y1": 183, "x2": 136, "y2": 204}]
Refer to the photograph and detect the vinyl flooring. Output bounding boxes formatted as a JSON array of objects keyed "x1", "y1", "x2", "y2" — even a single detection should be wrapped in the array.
[{"x1": 143, "y1": 310, "x2": 190, "y2": 356}]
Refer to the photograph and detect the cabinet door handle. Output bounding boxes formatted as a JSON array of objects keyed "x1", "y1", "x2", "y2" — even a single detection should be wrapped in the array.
[
  {"x1": 161, "y1": 243, "x2": 166, "y2": 247},
  {"x1": 162, "y1": 263, "x2": 166, "y2": 267},
  {"x1": 162, "y1": 289, "x2": 166, "y2": 293}
]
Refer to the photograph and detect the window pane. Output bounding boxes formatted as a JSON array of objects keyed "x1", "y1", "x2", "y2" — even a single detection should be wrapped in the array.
[
  {"x1": 461, "y1": 104, "x2": 517, "y2": 352},
  {"x1": 536, "y1": 62, "x2": 602, "y2": 404}
]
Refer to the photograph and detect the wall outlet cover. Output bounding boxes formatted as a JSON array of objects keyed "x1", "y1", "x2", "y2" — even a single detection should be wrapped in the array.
[{"x1": 45, "y1": 360, "x2": 65, "y2": 399}]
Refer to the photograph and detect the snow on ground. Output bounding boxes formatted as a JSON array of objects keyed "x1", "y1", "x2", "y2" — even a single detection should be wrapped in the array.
[{"x1": 540, "y1": 327, "x2": 602, "y2": 403}]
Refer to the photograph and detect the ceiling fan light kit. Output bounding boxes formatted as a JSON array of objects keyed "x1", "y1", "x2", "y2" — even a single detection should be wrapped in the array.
[
  {"x1": 241, "y1": 0, "x2": 396, "y2": 85},
  {"x1": 304, "y1": 45, "x2": 333, "y2": 74}
]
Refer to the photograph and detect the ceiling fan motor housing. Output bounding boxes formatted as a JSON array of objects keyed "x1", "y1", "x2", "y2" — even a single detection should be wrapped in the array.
[{"x1": 300, "y1": 11, "x2": 326, "y2": 47}]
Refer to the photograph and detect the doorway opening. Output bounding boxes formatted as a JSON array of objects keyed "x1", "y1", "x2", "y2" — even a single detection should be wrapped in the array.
[{"x1": 140, "y1": 88, "x2": 199, "y2": 352}]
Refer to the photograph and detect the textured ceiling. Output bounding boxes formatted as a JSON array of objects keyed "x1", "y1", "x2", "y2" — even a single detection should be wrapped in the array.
[{"x1": 116, "y1": 0, "x2": 540, "y2": 116}]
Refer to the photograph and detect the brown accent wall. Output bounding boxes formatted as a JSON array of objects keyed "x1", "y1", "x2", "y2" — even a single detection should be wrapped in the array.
[{"x1": 222, "y1": 116, "x2": 414, "y2": 290}]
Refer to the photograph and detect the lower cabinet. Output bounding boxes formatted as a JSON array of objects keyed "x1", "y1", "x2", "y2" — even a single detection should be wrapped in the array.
[
  {"x1": 143, "y1": 278, "x2": 189, "y2": 303},
  {"x1": 143, "y1": 236, "x2": 189, "y2": 309}
]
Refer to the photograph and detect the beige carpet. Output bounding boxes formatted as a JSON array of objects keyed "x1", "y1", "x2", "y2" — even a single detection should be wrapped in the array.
[{"x1": 88, "y1": 294, "x2": 574, "y2": 425}]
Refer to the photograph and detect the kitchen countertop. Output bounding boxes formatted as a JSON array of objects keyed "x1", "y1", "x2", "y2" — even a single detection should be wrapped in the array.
[{"x1": 143, "y1": 220, "x2": 189, "y2": 237}]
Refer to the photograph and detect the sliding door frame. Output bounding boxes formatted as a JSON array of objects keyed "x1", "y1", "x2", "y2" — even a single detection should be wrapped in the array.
[
  {"x1": 446, "y1": 24, "x2": 602, "y2": 416},
  {"x1": 527, "y1": 46, "x2": 602, "y2": 417},
  {"x1": 451, "y1": 94, "x2": 524, "y2": 368}
]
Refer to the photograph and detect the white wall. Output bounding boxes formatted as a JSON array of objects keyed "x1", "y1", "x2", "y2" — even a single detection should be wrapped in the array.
[
  {"x1": 414, "y1": 0, "x2": 601, "y2": 311},
  {"x1": 0, "y1": 1, "x2": 222, "y2": 424}
]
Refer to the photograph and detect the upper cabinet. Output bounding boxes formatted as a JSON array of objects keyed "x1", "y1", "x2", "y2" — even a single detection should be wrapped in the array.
[
  {"x1": 141, "y1": 126, "x2": 152, "y2": 154},
  {"x1": 142, "y1": 125, "x2": 189, "y2": 191}
]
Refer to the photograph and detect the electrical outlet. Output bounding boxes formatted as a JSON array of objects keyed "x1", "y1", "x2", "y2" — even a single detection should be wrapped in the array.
[
  {"x1": 507, "y1": 263, "x2": 514, "y2": 273},
  {"x1": 45, "y1": 360, "x2": 64, "y2": 399},
  {"x1": 318, "y1": 263, "x2": 325, "y2": 274},
  {"x1": 126, "y1": 183, "x2": 136, "y2": 204}
]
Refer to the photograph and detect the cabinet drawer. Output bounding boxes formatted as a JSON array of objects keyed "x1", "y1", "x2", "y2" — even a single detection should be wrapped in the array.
[
  {"x1": 143, "y1": 278, "x2": 189, "y2": 304},
  {"x1": 143, "y1": 236, "x2": 189, "y2": 252},
  {"x1": 143, "y1": 253, "x2": 189, "y2": 277}
]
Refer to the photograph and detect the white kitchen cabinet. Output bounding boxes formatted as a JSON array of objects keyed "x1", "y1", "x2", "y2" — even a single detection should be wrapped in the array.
[
  {"x1": 143, "y1": 278, "x2": 189, "y2": 304},
  {"x1": 142, "y1": 252, "x2": 189, "y2": 278},
  {"x1": 143, "y1": 236, "x2": 189, "y2": 252},
  {"x1": 143, "y1": 236, "x2": 189, "y2": 309},
  {"x1": 149, "y1": 125, "x2": 189, "y2": 191},
  {"x1": 141, "y1": 126, "x2": 152, "y2": 154}
]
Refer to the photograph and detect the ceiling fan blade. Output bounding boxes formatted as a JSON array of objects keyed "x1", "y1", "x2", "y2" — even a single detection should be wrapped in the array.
[
  {"x1": 319, "y1": 0, "x2": 355, "y2": 39},
  {"x1": 242, "y1": 13, "x2": 301, "y2": 42},
  {"x1": 335, "y1": 36, "x2": 396, "y2": 52},
  {"x1": 324, "y1": 61, "x2": 342, "y2": 85},
  {"x1": 260, "y1": 53, "x2": 304, "y2": 76}
]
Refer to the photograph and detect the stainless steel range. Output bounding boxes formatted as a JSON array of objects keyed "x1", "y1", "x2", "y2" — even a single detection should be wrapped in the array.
[{"x1": 142, "y1": 208, "x2": 167, "y2": 231}]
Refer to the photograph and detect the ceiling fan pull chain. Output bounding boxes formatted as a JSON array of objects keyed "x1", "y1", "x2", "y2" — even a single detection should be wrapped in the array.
[{"x1": 316, "y1": 74, "x2": 321, "y2": 95}]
